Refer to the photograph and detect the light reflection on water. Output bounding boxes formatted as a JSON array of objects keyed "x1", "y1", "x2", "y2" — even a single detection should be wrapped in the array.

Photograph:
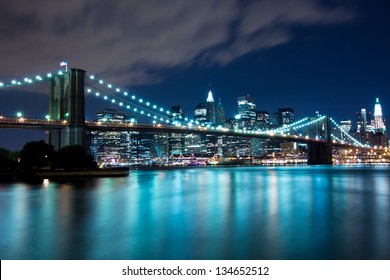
[{"x1": 0, "y1": 166, "x2": 389, "y2": 259}]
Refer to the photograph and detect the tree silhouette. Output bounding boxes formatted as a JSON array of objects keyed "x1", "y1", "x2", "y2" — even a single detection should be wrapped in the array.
[
  {"x1": 52, "y1": 145, "x2": 96, "y2": 170},
  {"x1": 0, "y1": 148, "x2": 18, "y2": 170},
  {"x1": 19, "y1": 141, "x2": 54, "y2": 170}
]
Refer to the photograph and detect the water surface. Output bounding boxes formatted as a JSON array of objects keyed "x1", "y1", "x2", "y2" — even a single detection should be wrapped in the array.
[{"x1": 1, "y1": 166, "x2": 389, "y2": 259}]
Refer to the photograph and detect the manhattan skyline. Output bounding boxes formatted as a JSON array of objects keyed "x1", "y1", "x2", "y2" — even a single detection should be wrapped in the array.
[{"x1": 0, "y1": 0, "x2": 389, "y2": 149}]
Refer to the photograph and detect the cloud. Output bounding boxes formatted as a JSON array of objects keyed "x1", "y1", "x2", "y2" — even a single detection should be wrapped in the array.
[{"x1": 0, "y1": 0, "x2": 355, "y2": 85}]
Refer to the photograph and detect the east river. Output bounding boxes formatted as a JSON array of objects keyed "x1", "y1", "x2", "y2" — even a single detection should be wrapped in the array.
[{"x1": 0, "y1": 165, "x2": 389, "y2": 260}]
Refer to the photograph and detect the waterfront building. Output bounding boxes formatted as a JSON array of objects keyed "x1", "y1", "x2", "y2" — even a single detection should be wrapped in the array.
[{"x1": 90, "y1": 108, "x2": 134, "y2": 165}]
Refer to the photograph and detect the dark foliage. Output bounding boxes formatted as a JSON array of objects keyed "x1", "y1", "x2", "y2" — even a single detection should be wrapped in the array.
[
  {"x1": 0, "y1": 148, "x2": 18, "y2": 170},
  {"x1": 19, "y1": 141, "x2": 54, "y2": 170},
  {"x1": 52, "y1": 145, "x2": 97, "y2": 170}
]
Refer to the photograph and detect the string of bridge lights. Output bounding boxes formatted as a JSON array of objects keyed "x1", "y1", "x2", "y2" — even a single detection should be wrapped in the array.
[
  {"x1": 0, "y1": 71, "x2": 67, "y2": 88},
  {"x1": 329, "y1": 117, "x2": 365, "y2": 147},
  {"x1": 86, "y1": 75, "x2": 197, "y2": 125},
  {"x1": 331, "y1": 134, "x2": 344, "y2": 143},
  {"x1": 264, "y1": 116, "x2": 325, "y2": 135}
]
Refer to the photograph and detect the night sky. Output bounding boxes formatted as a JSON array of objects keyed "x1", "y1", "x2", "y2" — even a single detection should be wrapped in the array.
[{"x1": 0, "y1": 0, "x2": 389, "y2": 150}]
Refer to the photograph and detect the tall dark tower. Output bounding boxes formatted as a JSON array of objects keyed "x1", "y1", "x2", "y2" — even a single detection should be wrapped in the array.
[
  {"x1": 47, "y1": 68, "x2": 86, "y2": 150},
  {"x1": 206, "y1": 88, "x2": 216, "y2": 125},
  {"x1": 215, "y1": 98, "x2": 225, "y2": 126}
]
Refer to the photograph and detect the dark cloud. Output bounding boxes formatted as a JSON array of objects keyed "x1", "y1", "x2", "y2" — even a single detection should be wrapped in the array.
[{"x1": 0, "y1": 0, "x2": 355, "y2": 84}]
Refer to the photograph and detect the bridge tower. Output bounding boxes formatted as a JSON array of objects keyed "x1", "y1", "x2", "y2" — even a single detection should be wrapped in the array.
[
  {"x1": 307, "y1": 115, "x2": 333, "y2": 165},
  {"x1": 47, "y1": 68, "x2": 86, "y2": 150}
]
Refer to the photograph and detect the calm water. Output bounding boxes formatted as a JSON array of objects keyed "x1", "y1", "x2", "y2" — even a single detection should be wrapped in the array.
[{"x1": 0, "y1": 166, "x2": 389, "y2": 260}]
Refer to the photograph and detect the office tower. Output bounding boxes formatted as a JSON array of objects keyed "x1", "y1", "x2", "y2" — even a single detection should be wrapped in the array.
[
  {"x1": 170, "y1": 105, "x2": 185, "y2": 125},
  {"x1": 269, "y1": 113, "x2": 281, "y2": 129},
  {"x1": 237, "y1": 95, "x2": 256, "y2": 120},
  {"x1": 255, "y1": 111, "x2": 269, "y2": 131},
  {"x1": 194, "y1": 102, "x2": 208, "y2": 124},
  {"x1": 340, "y1": 119, "x2": 352, "y2": 142},
  {"x1": 357, "y1": 108, "x2": 367, "y2": 133},
  {"x1": 90, "y1": 108, "x2": 134, "y2": 165},
  {"x1": 374, "y1": 98, "x2": 385, "y2": 133},
  {"x1": 206, "y1": 89, "x2": 216, "y2": 125},
  {"x1": 278, "y1": 108, "x2": 295, "y2": 125},
  {"x1": 215, "y1": 98, "x2": 226, "y2": 127}
]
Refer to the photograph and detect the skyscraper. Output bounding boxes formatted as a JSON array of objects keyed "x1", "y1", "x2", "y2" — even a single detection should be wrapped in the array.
[
  {"x1": 255, "y1": 111, "x2": 269, "y2": 131},
  {"x1": 170, "y1": 105, "x2": 185, "y2": 125},
  {"x1": 237, "y1": 95, "x2": 256, "y2": 120},
  {"x1": 194, "y1": 102, "x2": 208, "y2": 124},
  {"x1": 215, "y1": 98, "x2": 226, "y2": 127},
  {"x1": 374, "y1": 98, "x2": 385, "y2": 133},
  {"x1": 206, "y1": 89, "x2": 216, "y2": 125},
  {"x1": 90, "y1": 108, "x2": 134, "y2": 165},
  {"x1": 278, "y1": 108, "x2": 295, "y2": 125},
  {"x1": 357, "y1": 108, "x2": 368, "y2": 133}
]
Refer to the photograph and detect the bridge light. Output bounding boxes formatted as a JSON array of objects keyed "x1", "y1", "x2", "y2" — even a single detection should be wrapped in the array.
[
  {"x1": 133, "y1": 108, "x2": 137, "y2": 112},
  {"x1": 153, "y1": 105, "x2": 157, "y2": 109},
  {"x1": 126, "y1": 105, "x2": 130, "y2": 109},
  {"x1": 104, "y1": 96, "x2": 108, "y2": 100},
  {"x1": 139, "y1": 99, "x2": 143, "y2": 103},
  {"x1": 36, "y1": 75, "x2": 42, "y2": 80},
  {"x1": 111, "y1": 99, "x2": 115, "y2": 103},
  {"x1": 141, "y1": 111, "x2": 144, "y2": 114},
  {"x1": 95, "y1": 92, "x2": 100, "y2": 96},
  {"x1": 45, "y1": 115, "x2": 50, "y2": 120},
  {"x1": 166, "y1": 110, "x2": 170, "y2": 114},
  {"x1": 0, "y1": 82, "x2": 4, "y2": 87},
  {"x1": 58, "y1": 71, "x2": 63, "y2": 75},
  {"x1": 87, "y1": 88, "x2": 91, "y2": 93},
  {"x1": 146, "y1": 102, "x2": 150, "y2": 106},
  {"x1": 119, "y1": 102, "x2": 123, "y2": 106},
  {"x1": 108, "y1": 84, "x2": 112, "y2": 88},
  {"x1": 99, "y1": 80, "x2": 103, "y2": 84},
  {"x1": 116, "y1": 88, "x2": 120, "y2": 92},
  {"x1": 132, "y1": 95, "x2": 136, "y2": 99},
  {"x1": 89, "y1": 75, "x2": 95, "y2": 80},
  {"x1": 47, "y1": 73, "x2": 52, "y2": 78},
  {"x1": 124, "y1": 92, "x2": 128, "y2": 96},
  {"x1": 16, "y1": 112, "x2": 23, "y2": 118},
  {"x1": 160, "y1": 108, "x2": 163, "y2": 112},
  {"x1": 11, "y1": 80, "x2": 17, "y2": 85}
]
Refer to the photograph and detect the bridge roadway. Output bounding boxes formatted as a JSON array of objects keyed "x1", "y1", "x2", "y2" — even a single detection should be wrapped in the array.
[{"x1": 0, "y1": 116, "x2": 367, "y2": 150}]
